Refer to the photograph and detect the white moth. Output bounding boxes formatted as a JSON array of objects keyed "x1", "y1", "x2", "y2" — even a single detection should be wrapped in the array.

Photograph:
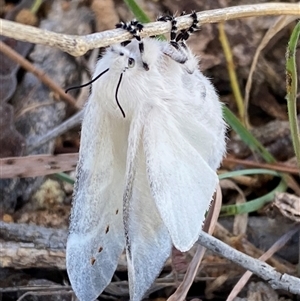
[{"x1": 66, "y1": 20, "x2": 226, "y2": 301}]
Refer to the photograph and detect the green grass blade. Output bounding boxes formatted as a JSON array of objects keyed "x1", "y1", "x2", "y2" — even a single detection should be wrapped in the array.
[
  {"x1": 220, "y1": 179, "x2": 287, "y2": 216},
  {"x1": 54, "y1": 172, "x2": 75, "y2": 185},
  {"x1": 124, "y1": 0, "x2": 151, "y2": 23},
  {"x1": 223, "y1": 106, "x2": 276, "y2": 163},
  {"x1": 286, "y1": 21, "x2": 300, "y2": 171},
  {"x1": 219, "y1": 168, "x2": 280, "y2": 180}
]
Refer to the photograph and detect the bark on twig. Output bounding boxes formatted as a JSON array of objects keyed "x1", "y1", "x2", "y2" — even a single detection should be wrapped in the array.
[
  {"x1": 0, "y1": 221, "x2": 67, "y2": 269},
  {"x1": 0, "y1": 221, "x2": 127, "y2": 270},
  {"x1": 1, "y1": 3, "x2": 299, "y2": 56},
  {"x1": 0, "y1": 220, "x2": 67, "y2": 247},
  {"x1": 1, "y1": 241, "x2": 66, "y2": 269}
]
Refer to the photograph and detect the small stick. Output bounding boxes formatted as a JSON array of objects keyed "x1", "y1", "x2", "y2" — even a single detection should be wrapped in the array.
[
  {"x1": 223, "y1": 157, "x2": 300, "y2": 175},
  {"x1": 197, "y1": 228, "x2": 300, "y2": 295},
  {"x1": 27, "y1": 110, "x2": 84, "y2": 153},
  {"x1": 1, "y1": 3, "x2": 299, "y2": 56},
  {"x1": 0, "y1": 41, "x2": 79, "y2": 110}
]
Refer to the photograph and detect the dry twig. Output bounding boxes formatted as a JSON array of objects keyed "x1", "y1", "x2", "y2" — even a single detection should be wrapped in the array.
[
  {"x1": 1, "y1": 3, "x2": 299, "y2": 56},
  {"x1": 197, "y1": 228, "x2": 300, "y2": 295},
  {"x1": 226, "y1": 225, "x2": 300, "y2": 300},
  {"x1": 0, "y1": 41, "x2": 79, "y2": 109}
]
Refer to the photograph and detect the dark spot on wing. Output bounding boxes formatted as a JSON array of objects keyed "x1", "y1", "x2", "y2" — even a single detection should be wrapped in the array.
[
  {"x1": 98, "y1": 246, "x2": 103, "y2": 253},
  {"x1": 116, "y1": 209, "x2": 119, "y2": 215},
  {"x1": 105, "y1": 225, "x2": 109, "y2": 234},
  {"x1": 90, "y1": 257, "x2": 96, "y2": 265},
  {"x1": 5, "y1": 159, "x2": 15, "y2": 165}
]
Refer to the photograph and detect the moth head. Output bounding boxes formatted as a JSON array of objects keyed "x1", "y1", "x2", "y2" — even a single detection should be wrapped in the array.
[
  {"x1": 108, "y1": 38, "x2": 164, "y2": 73},
  {"x1": 91, "y1": 43, "x2": 149, "y2": 118},
  {"x1": 107, "y1": 44, "x2": 138, "y2": 73}
]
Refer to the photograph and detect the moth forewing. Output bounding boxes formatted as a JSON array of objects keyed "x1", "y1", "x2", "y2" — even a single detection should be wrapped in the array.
[
  {"x1": 126, "y1": 165, "x2": 172, "y2": 301},
  {"x1": 123, "y1": 110, "x2": 173, "y2": 301},
  {"x1": 66, "y1": 99, "x2": 127, "y2": 301},
  {"x1": 143, "y1": 108, "x2": 219, "y2": 252}
]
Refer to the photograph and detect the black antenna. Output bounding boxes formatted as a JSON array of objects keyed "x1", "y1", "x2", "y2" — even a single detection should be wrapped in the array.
[
  {"x1": 65, "y1": 68, "x2": 109, "y2": 93},
  {"x1": 115, "y1": 73, "x2": 126, "y2": 118}
]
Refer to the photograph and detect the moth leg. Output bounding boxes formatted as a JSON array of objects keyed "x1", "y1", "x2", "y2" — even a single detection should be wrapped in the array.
[
  {"x1": 116, "y1": 20, "x2": 143, "y2": 40},
  {"x1": 116, "y1": 21, "x2": 131, "y2": 47},
  {"x1": 176, "y1": 11, "x2": 199, "y2": 46},
  {"x1": 157, "y1": 14, "x2": 180, "y2": 50},
  {"x1": 157, "y1": 14, "x2": 189, "y2": 64},
  {"x1": 116, "y1": 20, "x2": 143, "y2": 46}
]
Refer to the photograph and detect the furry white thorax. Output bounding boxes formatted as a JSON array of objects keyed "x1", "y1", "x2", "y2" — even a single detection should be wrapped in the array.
[
  {"x1": 91, "y1": 38, "x2": 198, "y2": 119},
  {"x1": 66, "y1": 36, "x2": 226, "y2": 301}
]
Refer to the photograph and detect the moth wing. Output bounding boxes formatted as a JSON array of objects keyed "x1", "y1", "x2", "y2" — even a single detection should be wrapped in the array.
[
  {"x1": 143, "y1": 108, "x2": 219, "y2": 252},
  {"x1": 126, "y1": 155, "x2": 172, "y2": 301},
  {"x1": 123, "y1": 115, "x2": 172, "y2": 301},
  {"x1": 66, "y1": 99, "x2": 127, "y2": 301}
]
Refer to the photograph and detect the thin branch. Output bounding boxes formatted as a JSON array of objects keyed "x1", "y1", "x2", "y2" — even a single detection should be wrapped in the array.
[
  {"x1": 197, "y1": 229, "x2": 300, "y2": 295},
  {"x1": 0, "y1": 41, "x2": 79, "y2": 109},
  {"x1": 223, "y1": 157, "x2": 300, "y2": 175},
  {"x1": 1, "y1": 3, "x2": 299, "y2": 56},
  {"x1": 27, "y1": 110, "x2": 84, "y2": 153},
  {"x1": 0, "y1": 153, "x2": 78, "y2": 178},
  {"x1": 226, "y1": 225, "x2": 300, "y2": 301}
]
